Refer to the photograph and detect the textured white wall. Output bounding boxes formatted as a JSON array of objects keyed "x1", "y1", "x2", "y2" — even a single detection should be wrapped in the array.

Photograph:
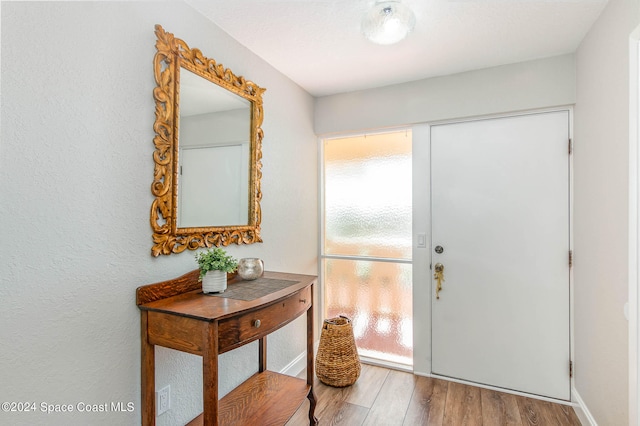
[
  {"x1": 0, "y1": 2, "x2": 317, "y2": 425},
  {"x1": 314, "y1": 54, "x2": 576, "y2": 135},
  {"x1": 574, "y1": 0, "x2": 640, "y2": 424}
]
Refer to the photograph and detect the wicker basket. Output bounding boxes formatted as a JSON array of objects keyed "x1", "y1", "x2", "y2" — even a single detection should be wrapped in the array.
[{"x1": 315, "y1": 316, "x2": 361, "y2": 387}]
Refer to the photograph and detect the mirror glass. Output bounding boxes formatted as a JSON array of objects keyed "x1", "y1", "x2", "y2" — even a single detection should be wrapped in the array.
[
  {"x1": 150, "y1": 25, "x2": 265, "y2": 256},
  {"x1": 177, "y1": 68, "x2": 251, "y2": 228}
]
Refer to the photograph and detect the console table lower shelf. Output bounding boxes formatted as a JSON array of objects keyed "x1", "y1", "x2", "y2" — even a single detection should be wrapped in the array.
[
  {"x1": 136, "y1": 270, "x2": 318, "y2": 426},
  {"x1": 186, "y1": 371, "x2": 310, "y2": 425}
]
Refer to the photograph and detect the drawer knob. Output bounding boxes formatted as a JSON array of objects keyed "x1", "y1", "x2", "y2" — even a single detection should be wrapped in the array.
[
  {"x1": 299, "y1": 299, "x2": 307, "y2": 304},
  {"x1": 253, "y1": 319, "x2": 261, "y2": 328}
]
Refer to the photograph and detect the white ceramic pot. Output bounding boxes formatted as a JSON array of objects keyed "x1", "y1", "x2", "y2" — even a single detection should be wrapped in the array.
[{"x1": 202, "y1": 270, "x2": 227, "y2": 293}]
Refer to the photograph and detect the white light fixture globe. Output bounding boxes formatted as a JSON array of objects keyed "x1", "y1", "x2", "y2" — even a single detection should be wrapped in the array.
[{"x1": 361, "y1": 1, "x2": 416, "y2": 45}]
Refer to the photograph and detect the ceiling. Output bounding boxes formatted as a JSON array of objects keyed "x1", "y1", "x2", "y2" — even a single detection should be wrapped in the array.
[{"x1": 185, "y1": 0, "x2": 609, "y2": 97}]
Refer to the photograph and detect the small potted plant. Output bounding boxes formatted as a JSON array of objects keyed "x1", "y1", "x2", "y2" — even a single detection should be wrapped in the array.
[{"x1": 195, "y1": 248, "x2": 238, "y2": 293}]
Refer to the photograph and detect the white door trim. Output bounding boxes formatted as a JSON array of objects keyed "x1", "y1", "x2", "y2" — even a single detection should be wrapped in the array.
[
  {"x1": 628, "y1": 23, "x2": 640, "y2": 426},
  {"x1": 412, "y1": 123, "x2": 432, "y2": 375}
]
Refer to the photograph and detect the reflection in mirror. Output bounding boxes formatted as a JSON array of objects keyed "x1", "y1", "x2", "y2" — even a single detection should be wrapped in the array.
[
  {"x1": 178, "y1": 68, "x2": 251, "y2": 228},
  {"x1": 150, "y1": 25, "x2": 265, "y2": 256}
]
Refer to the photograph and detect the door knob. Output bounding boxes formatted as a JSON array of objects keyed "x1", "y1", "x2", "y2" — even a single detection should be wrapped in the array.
[{"x1": 435, "y1": 245, "x2": 444, "y2": 254}]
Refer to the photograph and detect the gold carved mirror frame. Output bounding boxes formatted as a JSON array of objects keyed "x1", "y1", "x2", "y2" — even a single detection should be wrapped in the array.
[{"x1": 150, "y1": 25, "x2": 265, "y2": 256}]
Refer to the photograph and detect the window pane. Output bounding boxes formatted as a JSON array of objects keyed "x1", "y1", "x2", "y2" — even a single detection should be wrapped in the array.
[
  {"x1": 324, "y1": 131, "x2": 412, "y2": 259},
  {"x1": 324, "y1": 258, "x2": 413, "y2": 366}
]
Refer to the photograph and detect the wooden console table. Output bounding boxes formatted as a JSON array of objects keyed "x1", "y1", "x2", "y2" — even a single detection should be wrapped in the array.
[{"x1": 136, "y1": 270, "x2": 318, "y2": 425}]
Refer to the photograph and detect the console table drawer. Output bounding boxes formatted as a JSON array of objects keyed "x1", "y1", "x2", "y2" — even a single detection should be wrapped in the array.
[{"x1": 218, "y1": 286, "x2": 311, "y2": 353}]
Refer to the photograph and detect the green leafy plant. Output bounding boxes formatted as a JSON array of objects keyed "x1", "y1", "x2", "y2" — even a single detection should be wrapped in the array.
[{"x1": 195, "y1": 248, "x2": 238, "y2": 281}]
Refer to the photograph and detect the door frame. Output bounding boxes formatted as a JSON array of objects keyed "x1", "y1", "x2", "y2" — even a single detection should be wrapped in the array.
[
  {"x1": 628, "y1": 24, "x2": 640, "y2": 426},
  {"x1": 412, "y1": 106, "x2": 575, "y2": 403}
]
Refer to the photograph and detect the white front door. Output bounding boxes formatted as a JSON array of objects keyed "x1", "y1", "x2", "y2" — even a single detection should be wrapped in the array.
[{"x1": 430, "y1": 111, "x2": 571, "y2": 400}]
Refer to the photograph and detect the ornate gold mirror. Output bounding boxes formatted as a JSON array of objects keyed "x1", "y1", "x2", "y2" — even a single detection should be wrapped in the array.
[{"x1": 151, "y1": 25, "x2": 265, "y2": 256}]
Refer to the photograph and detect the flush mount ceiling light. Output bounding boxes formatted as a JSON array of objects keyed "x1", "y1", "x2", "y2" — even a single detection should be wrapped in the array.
[{"x1": 361, "y1": 1, "x2": 416, "y2": 45}]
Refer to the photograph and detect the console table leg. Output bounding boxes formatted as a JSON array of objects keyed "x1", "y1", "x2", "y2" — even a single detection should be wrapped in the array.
[
  {"x1": 141, "y1": 311, "x2": 155, "y2": 426},
  {"x1": 307, "y1": 388, "x2": 318, "y2": 425},
  {"x1": 203, "y1": 323, "x2": 219, "y2": 426},
  {"x1": 306, "y1": 289, "x2": 317, "y2": 424},
  {"x1": 258, "y1": 337, "x2": 267, "y2": 372}
]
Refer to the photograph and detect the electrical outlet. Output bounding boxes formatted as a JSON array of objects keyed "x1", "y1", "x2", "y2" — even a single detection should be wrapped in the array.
[{"x1": 156, "y1": 385, "x2": 170, "y2": 416}]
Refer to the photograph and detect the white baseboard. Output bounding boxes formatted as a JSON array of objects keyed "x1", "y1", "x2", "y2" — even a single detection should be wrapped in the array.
[
  {"x1": 573, "y1": 387, "x2": 598, "y2": 426},
  {"x1": 280, "y1": 341, "x2": 321, "y2": 377},
  {"x1": 280, "y1": 350, "x2": 308, "y2": 377}
]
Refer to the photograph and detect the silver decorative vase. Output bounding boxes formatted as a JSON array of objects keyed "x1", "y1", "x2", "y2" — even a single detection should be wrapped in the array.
[{"x1": 237, "y1": 258, "x2": 264, "y2": 280}]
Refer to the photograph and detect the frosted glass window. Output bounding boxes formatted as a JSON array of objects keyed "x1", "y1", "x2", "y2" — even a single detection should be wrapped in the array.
[
  {"x1": 322, "y1": 130, "x2": 413, "y2": 367},
  {"x1": 324, "y1": 258, "x2": 413, "y2": 366},
  {"x1": 323, "y1": 132, "x2": 412, "y2": 259}
]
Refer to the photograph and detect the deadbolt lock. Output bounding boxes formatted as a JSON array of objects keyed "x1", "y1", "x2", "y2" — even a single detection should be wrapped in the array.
[{"x1": 435, "y1": 245, "x2": 444, "y2": 254}]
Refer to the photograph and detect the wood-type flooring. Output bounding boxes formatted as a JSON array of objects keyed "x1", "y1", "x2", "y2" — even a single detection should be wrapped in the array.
[{"x1": 286, "y1": 364, "x2": 581, "y2": 425}]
